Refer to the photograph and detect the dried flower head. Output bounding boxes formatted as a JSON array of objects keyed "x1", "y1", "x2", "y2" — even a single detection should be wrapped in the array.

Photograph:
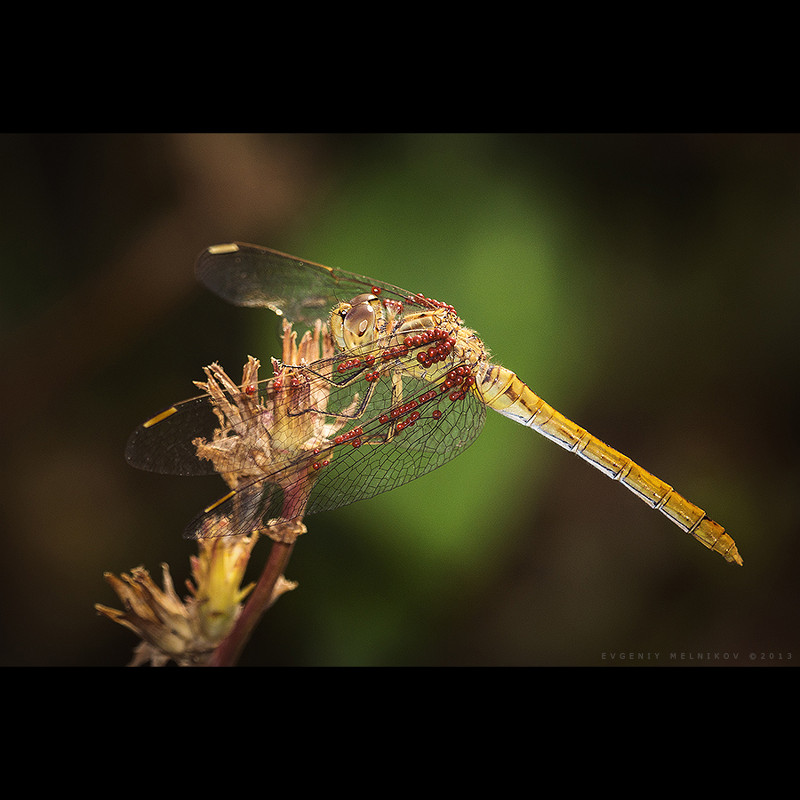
[
  {"x1": 99, "y1": 319, "x2": 331, "y2": 664},
  {"x1": 189, "y1": 319, "x2": 356, "y2": 543},
  {"x1": 95, "y1": 533, "x2": 286, "y2": 666}
]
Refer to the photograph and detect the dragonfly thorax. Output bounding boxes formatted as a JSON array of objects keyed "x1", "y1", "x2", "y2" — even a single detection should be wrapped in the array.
[{"x1": 330, "y1": 293, "x2": 385, "y2": 352}]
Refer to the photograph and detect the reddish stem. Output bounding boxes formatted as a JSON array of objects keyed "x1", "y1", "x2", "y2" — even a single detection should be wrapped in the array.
[{"x1": 206, "y1": 540, "x2": 294, "y2": 666}]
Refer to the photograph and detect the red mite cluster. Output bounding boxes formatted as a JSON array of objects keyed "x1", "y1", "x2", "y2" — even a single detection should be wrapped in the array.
[
  {"x1": 308, "y1": 289, "x2": 470, "y2": 472},
  {"x1": 406, "y1": 291, "x2": 456, "y2": 315},
  {"x1": 311, "y1": 364, "x2": 476, "y2": 473},
  {"x1": 407, "y1": 328, "x2": 456, "y2": 369},
  {"x1": 335, "y1": 326, "x2": 457, "y2": 382},
  {"x1": 272, "y1": 374, "x2": 301, "y2": 392},
  {"x1": 371, "y1": 286, "x2": 455, "y2": 315}
]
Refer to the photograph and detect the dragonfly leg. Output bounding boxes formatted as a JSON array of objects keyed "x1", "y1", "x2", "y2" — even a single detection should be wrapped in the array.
[
  {"x1": 283, "y1": 369, "x2": 380, "y2": 422},
  {"x1": 379, "y1": 370, "x2": 404, "y2": 444}
]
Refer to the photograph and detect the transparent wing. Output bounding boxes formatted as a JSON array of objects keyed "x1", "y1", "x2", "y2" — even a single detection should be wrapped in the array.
[
  {"x1": 183, "y1": 366, "x2": 486, "y2": 540},
  {"x1": 307, "y1": 371, "x2": 486, "y2": 516},
  {"x1": 125, "y1": 377, "x2": 277, "y2": 476},
  {"x1": 195, "y1": 242, "x2": 418, "y2": 331}
]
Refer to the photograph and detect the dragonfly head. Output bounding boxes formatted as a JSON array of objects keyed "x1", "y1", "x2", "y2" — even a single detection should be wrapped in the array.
[{"x1": 330, "y1": 293, "x2": 384, "y2": 351}]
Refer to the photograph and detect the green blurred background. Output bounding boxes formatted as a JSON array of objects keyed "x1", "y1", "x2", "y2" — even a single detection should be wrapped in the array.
[{"x1": 0, "y1": 133, "x2": 796, "y2": 666}]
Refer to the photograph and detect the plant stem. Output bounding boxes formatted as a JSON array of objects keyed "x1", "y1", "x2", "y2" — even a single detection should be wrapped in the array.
[{"x1": 207, "y1": 540, "x2": 294, "y2": 666}]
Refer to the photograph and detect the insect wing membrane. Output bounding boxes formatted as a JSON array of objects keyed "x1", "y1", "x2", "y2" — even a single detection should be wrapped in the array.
[
  {"x1": 305, "y1": 373, "x2": 487, "y2": 518},
  {"x1": 195, "y1": 243, "x2": 415, "y2": 328},
  {"x1": 125, "y1": 394, "x2": 224, "y2": 476},
  {"x1": 125, "y1": 377, "x2": 273, "y2": 477}
]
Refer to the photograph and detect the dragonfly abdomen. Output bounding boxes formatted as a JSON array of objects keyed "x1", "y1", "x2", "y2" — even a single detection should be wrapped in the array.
[{"x1": 476, "y1": 364, "x2": 742, "y2": 565}]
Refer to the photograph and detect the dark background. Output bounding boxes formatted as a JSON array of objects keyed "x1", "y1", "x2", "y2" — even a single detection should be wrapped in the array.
[{"x1": 0, "y1": 132, "x2": 795, "y2": 666}]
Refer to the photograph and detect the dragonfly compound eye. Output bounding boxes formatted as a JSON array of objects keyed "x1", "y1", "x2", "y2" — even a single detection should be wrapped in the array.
[{"x1": 342, "y1": 294, "x2": 380, "y2": 349}]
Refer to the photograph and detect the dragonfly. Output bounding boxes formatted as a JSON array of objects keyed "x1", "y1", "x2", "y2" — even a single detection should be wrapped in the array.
[{"x1": 126, "y1": 242, "x2": 743, "y2": 565}]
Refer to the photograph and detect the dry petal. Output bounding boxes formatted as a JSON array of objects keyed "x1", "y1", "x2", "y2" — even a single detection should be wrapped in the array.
[{"x1": 96, "y1": 534, "x2": 262, "y2": 666}]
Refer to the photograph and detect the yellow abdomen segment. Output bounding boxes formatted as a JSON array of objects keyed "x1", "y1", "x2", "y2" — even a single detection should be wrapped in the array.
[{"x1": 477, "y1": 364, "x2": 742, "y2": 566}]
